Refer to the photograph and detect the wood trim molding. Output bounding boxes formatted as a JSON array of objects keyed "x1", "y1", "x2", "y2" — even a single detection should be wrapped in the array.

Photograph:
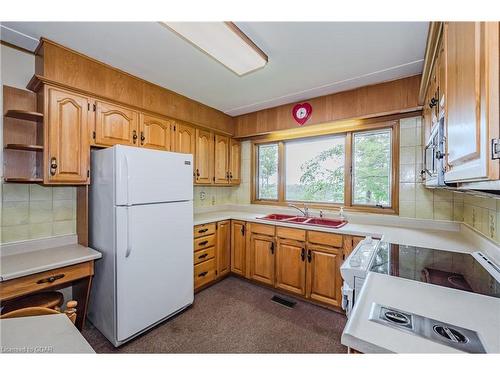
[
  {"x1": 418, "y1": 22, "x2": 444, "y2": 105},
  {"x1": 235, "y1": 75, "x2": 422, "y2": 138}
]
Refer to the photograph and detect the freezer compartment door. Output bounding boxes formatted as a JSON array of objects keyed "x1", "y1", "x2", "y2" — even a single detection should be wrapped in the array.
[
  {"x1": 114, "y1": 145, "x2": 193, "y2": 206},
  {"x1": 115, "y1": 201, "x2": 193, "y2": 342}
]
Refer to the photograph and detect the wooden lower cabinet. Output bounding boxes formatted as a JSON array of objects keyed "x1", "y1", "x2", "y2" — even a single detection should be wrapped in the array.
[
  {"x1": 231, "y1": 220, "x2": 246, "y2": 276},
  {"x1": 249, "y1": 234, "x2": 275, "y2": 286},
  {"x1": 275, "y1": 238, "x2": 306, "y2": 295},
  {"x1": 306, "y1": 245, "x2": 343, "y2": 308},
  {"x1": 216, "y1": 220, "x2": 231, "y2": 277}
]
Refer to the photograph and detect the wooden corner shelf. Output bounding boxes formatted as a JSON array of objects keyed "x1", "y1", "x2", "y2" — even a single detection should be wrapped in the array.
[
  {"x1": 4, "y1": 144, "x2": 44, "y2": 152},
  {"x1": 4, "y1": 177, "x2": 43, "y2": 183},
  {"x1": 4, "y1": 109, "x2": 44, "y2": 122}
]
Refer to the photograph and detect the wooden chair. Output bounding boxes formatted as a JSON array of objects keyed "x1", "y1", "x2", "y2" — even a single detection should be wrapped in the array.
[
  {"x1": 1, "y1": 291, "x2": 64, "y2": 314},
  {"x1": 0, "y1": 300, "x2": 78, "y2": 324}
]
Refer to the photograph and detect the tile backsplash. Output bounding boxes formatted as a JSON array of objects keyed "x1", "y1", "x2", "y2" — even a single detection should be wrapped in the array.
[{"x1": 0, "y1": 183, "x2": 76, "y2": 244}]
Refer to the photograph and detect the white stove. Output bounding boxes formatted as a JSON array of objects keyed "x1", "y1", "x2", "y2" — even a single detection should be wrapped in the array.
[{"x1": 340, "y1": 236, "x2": 380, "y2": 317}]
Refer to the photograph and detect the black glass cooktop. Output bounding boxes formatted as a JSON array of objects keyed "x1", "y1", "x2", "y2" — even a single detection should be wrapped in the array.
[{"x1": 370, "y1": 242, "x2": 500, "y2": 298}]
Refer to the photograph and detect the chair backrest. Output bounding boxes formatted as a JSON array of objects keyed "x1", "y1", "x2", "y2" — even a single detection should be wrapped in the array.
[{"x1": 0, "y1": 300, "x2": 78, "y2": 324}]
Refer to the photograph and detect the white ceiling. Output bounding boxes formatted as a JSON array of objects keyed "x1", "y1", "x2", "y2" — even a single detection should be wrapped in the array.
[{"x1": 0, "y1": 22, "x2": 428, "y2": 116}]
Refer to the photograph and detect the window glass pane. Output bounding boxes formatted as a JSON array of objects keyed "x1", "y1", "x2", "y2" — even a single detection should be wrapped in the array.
[
  {"x1": 285, "y1": 136, "x2": 345, "y2": 203},
  {"x1": 352, "y1": 129, "x2": 392, "y2": 207},
  {"x1": 257, "y1": 143, "x2": 279, "y2": 200}
]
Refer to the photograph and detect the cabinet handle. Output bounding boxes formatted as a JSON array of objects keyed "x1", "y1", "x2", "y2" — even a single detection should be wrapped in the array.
[
  {"x1": 307, "y1": 249, "x2": 312, "y2": 263},
  {"x1": 198, "y1": 271, "x2": 208, "y2": 277},
  {"x1": 132, "y1": 130, "x2": 138, "y2": 144},
  {"x1": 196, "y1": 169, "x2": 200, "y2": 178},
  {"x1": 301, "y1": 248, "x2": 305, "y2": 261},
  {"x1": 198, "y1": 253, "x2": 208, "y2": 259},
  {"x1": 270, "y1": 242, "x2": 275, "y2": 254},
  {"x1": 198, "y1": 228, "x2": 208, "y2": 234},
  {"x1": 140, "y1": 131, "x2": 145, "y2": 145},
  {"x1": 37, "y1": 273, "x2": 65, "y2": 284},
  {"x1": 429, "y1": 97, "x2": 438, "y2": 108},
  {"x1": 241, "y1": 225, "x2": 245, "y2": 236},
  {"x1": 198, "y1": 240, "x2": 209, "y2": 246},
  {"x1": 49, "y1": 157, "x2": 58, "y2": 176}
]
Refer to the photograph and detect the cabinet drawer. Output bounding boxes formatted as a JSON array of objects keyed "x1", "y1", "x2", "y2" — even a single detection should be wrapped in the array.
[
  {"x1": 276, "y1": 226, "x2": 306, "y2": 241},
  {"x1": 194, "y1": 234, "x2": 216, "y2": 251},
  {"x1": 194, "y1": 259, "x2": 216, "y2": 289},
  {"x1": 0, "y1": 262, "x2": 94, "y2": 301},
  {"x1": 194, "y1": 247, "x2": 215, "y2": 265},
  {"x1": 250, "y1": 223, "x2": 275, "y2": 236},
  {"x1": 194, "y1": 223, "x2": 216, "y2": 238},
  {"x1": 307, "y1": 231, "x2": 343, "y2": 248}
]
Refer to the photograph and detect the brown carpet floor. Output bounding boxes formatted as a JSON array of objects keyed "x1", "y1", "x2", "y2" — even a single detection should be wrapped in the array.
[{"x1": 82, "y1": 276, "x2": 348, "y2": 353}]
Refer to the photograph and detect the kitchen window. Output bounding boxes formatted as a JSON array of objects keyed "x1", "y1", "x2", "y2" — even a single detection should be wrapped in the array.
[{"x1": 252, "y1": 120, "x2": 399, "y2": 213}]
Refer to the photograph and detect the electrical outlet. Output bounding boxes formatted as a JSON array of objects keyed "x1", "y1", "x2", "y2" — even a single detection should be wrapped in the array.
[
  {"x1": 211, "y1": 196, "x2": 216, "y2": 205},
  {"x1": 199, "y1": 191, "x2": 206, "y2": 200}
]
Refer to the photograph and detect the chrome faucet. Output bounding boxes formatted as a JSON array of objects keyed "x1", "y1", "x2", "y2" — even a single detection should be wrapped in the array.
[{"x1": 289, "y1": 204, "x2": 309, "y2": 217}]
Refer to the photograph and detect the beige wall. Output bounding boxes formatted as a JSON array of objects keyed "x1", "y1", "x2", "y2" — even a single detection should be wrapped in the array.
[{"x1": 0, "y1": 44, "x2": 77, "y2": 244}]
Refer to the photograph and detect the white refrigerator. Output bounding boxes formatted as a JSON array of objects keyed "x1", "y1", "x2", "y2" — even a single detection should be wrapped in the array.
[{"x1": 87, "y1": 145, "x2": 194, "y2": 347}]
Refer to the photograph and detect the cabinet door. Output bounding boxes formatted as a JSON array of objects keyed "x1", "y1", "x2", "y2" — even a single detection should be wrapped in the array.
[
  {"x1": 306, "y1": 245, "x2": 343, "y2": 307},
  {"x1": 139, "y1": 114, "x2": 173, "y2": 151},
  {"x1": 46, "y1": 86, "x2": 90, "y2": 184},
  {"x1": 275, "y1": 238, "x2": 306, "y2": 295},
  {"x1": 249, "y1": 234, "x2": 275, "y2": 286},
  {"x1": 195, "y1": 129, "x2": 214, "y2": 184},
  {"x1": 229, "y1": 139, "x2": 241, "y2": 185},
  {"x1": 175, "y1": 123, "x2": 196, "y2": 155},
  {"x1": 231, "y1": 220, "x2": 246, "y2": 276},
  {"x1": 95, "y1": 100, "x2": 138, "y2": 146},
  {"x1": 214, "y1": 134, "x2": 230, "y2": 184},
  {"x1": 217, "y1": 220, "x2": 231, "y2": 278},
  {"x1": 445, "y1": 22, "x2": 500, "y2": 182}
]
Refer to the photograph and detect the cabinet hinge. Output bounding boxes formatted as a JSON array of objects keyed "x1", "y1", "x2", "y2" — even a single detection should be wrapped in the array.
[
  {"x1": 93, "y1": 104, "x2": 96, "y2": 112},
  {"x1": 174, "y1": 125, "x2": 176, "y2": 131},
  {"x1": 87, "y1": 103, "x2": 90, "y2": 111},
  {"x1": 92, "y1": 131, "x2": 96, "y2": 139},
  {"x1": 492, "y1": 138, "x2": 500, "y2": 160},
  {"x1": 212, "y1": 176, "x2": 215, "y2": 182},
  {"x1": 87, "y1": 170, "x2": 90, "y2": 178}
]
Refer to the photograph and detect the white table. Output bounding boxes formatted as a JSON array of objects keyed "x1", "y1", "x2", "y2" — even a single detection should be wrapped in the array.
[{"x1": 0, "y1": 314, "x2": 95, "y2": 353}]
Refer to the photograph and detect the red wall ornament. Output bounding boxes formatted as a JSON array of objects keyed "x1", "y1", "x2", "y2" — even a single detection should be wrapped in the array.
[{"x1": 291, "y1": 103, "x2": 312, "y2": 125}]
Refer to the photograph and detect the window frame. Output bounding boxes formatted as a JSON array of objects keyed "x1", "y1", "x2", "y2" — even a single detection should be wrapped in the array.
[{"x1": 251, "y1": 119, "x2": 400, "y2": 215}]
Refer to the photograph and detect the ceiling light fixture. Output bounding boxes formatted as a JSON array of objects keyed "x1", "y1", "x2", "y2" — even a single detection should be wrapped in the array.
[{"x1": 161, "y1": 22, "x2": 268, "y2": 76}]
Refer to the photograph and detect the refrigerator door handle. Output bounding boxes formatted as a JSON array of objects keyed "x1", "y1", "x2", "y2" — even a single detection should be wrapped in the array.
[
  {"x1": 125, "y1": 207, "x2": 132, "y2": 258},
  {"x1": 118, "y1": 152, "x2": 130, "y2": 206}
]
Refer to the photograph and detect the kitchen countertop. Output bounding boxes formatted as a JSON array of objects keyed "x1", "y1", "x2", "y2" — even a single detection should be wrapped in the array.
[
  {"x1": 0, "y1": 314, "x2": 95, "y2": 353},
  {"x1": 0, "y1": 243, "x2": 102, "y2": 282},
  {"x1": 194, "y1": 208, "x2": 485, "y2": 254},
  {"x1": 341, "y1": 272, "x2": 500, "y2": 353}
]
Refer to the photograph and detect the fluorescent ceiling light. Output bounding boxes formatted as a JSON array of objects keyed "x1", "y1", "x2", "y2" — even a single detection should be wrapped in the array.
[{"x1": 161, "y1": 22, "x2": 268, "y2": 76}]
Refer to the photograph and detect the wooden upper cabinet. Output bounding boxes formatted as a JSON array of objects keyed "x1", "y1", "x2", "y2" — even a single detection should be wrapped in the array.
[
  {"x1": 275, "y1": 238, "x2": 306, "y2": 295},
  {"x1": 306, "y1": 245, "x2": 343, "y2": 307},
  {"x1": 445, "y1": 22, "x2": 500, "y2": 182},
  {"x1": 45, "y1": 86, "x2": 90, "y2": 184},
  {"x1": 175, "y1": 123, "x2": 196, "y2": 155},
  {"x1": 214, "y1": 134, "x2": 230, "y2": 184},
  {"x1": 139, "y1": 113, "x2": 173, "y2": 151},
  {"x1": 195, "y1": 129, "x2": 214, "y2": 184},
  {"x1": 94, "y1": 100, "x2": 138, "y2": 147},
  {"x1": 249, "y1": 233, "x2": 275, "y2": 286},
  {"x1": 229, "y1": 139, "x2": 241, "y2": 185},
  {"x1": 231, "y1": 220, "x2": 246, "y2": 276},
  {"x1": 217, "y1": 220, "x2": 231, "y2": 278}
]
